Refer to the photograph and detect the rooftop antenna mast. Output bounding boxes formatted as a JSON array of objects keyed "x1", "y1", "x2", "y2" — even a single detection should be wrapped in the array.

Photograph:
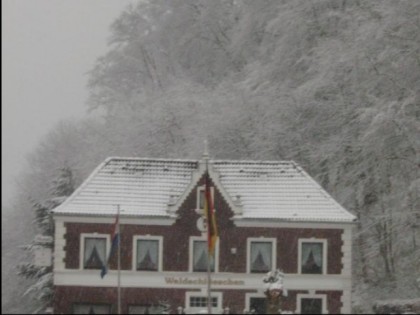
[{"x1": 203, "y1": 139, "x2": 209, "y2": 160}]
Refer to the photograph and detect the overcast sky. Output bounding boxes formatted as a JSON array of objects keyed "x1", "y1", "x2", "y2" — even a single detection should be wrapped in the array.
[{"x1": 2, "y1": 0, "x2": 135, "y2": 207}]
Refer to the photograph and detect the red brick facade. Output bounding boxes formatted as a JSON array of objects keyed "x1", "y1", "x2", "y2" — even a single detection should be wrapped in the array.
[
  {"x1": 54, "y1": 286, "x2": 343, "y2": 314},
  {"x1": 64, "y1": 177, "x2": 344, "y2": 273},
  {"x1": 54, "y1": 176, "x2": 350, "y2": 314}
]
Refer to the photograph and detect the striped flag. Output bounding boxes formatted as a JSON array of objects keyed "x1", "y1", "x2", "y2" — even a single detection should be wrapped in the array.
[
  {"x1": 204, "y1": 173, "x2": 218, "y2": 256},
  {"x1": 101, "y1": 212, "x2": 120, "y2": 278}
]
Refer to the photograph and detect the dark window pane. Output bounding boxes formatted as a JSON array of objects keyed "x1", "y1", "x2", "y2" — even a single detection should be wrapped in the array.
[
  {"x1": 193, "y1": 241, "x2": 214, "y2": 272},
  {"x1": 301, "y1": 243, "x2": 323, "y2": 274},
  {"x1": 301, "y1": 298, "x2": 322, "y2": 314},
  {"x1": 84, "y1": 238, "x2": 106, "y2": 270},
  {"x1": 250, "y1": 242, "x2": 272, "y2": 273},
  {"x1": 137, "y1": 240, "x2": 159, "y2": 271},
  {"x1": 189, "y1": 297, "x2": 218, "y2": 307},
  {"x1": 199, "y1": 189, "x2": 206, "y2": 209},
  {"x1": 250, "y1": 298, "x2": 266, "y2": 314}
]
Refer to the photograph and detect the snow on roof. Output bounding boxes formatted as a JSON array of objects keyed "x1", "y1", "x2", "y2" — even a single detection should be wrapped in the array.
[
  {"x1": 53, "y1": 157, "x2": 356, "y2": 223},
  {"x1": 212, "y1": 160, "x2": 356, "y2": 222},
  {"x1": 53, "y1": 157, "x2": 198, "y2": 217}
]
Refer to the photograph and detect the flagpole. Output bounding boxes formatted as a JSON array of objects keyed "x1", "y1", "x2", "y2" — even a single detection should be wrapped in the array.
[
  {"x1": 205, "y1": 159, "x2": 212, "y2": 315},
  {"x1": 117, "y1": 205, "x2": 121, "y2": 315}
]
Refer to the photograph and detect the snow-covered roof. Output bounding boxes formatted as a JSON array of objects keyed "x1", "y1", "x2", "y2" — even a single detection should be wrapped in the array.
[
  {"x1": 53, "y1": 157, "x2": 198, "y2": 217},
  {"x1": 53, "y1": 157, "x2": 356, "y2": 223},
  {"x1": 212, "y1": 160, "x2": 356, "y2": 222}
]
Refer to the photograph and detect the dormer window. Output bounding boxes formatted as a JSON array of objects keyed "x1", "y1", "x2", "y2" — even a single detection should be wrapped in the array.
[{"x1": 196, "y1": 185, "x2": 214, "y2": 211}]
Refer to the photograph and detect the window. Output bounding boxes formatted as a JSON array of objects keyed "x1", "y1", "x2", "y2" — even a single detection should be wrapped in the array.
[
  {"x1": 296, "y1": 294, "x2": 327, "y2": 314},
  {"x1": 192, "y1": 240, "x2": 214, "y2": 272},
  {"x1": 301, "y1": 298, "x2": 323, "y2": 314},
  {"x1": 248, "y1": 297, "x2": 266, "y2": 314},
  {"x1": 189, "y1": 237, "x2": 218, "y2": 272},
  {"x1": 247, "y1": 238, "x2": 276, "y2": 273},
  {"x1": 190, "y1": 297, "x2": 218, "y2": 308},
  {"x1": 186, "y1": 292, "x2": 222, "y2": 314},
  {"x1": 133, "y1": 236, "x2": 163, "y2": 272},
  {"x1": 198, "y1": 188, "x2": 206, "y2": 210},
  {"x1": 73, "y1": 303, "x2": 110, "y2": 314},
  {"x1": 245, "y1": 293, "x2": 267, "y2": 314},
  {"x1": 80, "y1": 234, "x2": 109, "y2": 270},
  {"x1": 196, "y1": 185, "x2": 214, "y2": 210},
  {"x1": 299, "y1": 239, "x2": 327, "y2": 274},
  {"x1": 128, "y1": 304, "x2": 164, "y2": 314}
]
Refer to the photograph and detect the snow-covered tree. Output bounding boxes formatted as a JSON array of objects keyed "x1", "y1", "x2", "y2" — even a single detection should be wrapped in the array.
[
  {"x1": 17, "y1": 167, "x2": 75, "y2": 314},
  {"x1": 9, "y1": 1, "x2": 420, "y2": 313}
]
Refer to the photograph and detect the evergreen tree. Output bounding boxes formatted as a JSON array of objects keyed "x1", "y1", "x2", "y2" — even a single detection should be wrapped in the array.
[{"x1": 17, "y1": 167, "x2": 74, "y2": 314}]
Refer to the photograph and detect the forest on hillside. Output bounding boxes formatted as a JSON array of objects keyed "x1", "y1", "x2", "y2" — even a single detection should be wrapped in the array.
[{"x1": 8, "y1": 0, "x2": 420, "y2": 313}]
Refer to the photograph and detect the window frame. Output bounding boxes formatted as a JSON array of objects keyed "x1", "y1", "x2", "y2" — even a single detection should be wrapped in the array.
[
  {"x1": 246, "y1": 237, "x2": 277, "y2": 274},
  {"x1": 132, "y1": 235, "x2": 163, "y2": 272},
  {"x1": 296, "y1": 293, "x2": 328, "y2": 314},
  {"x1": 189, "y1": 236, "x2": 219, "y2": 273},
  {"x1": 298, "y1": 238, "x2": 328, "y2": 275},
  {"x1": 79, "y1": 233, "x2": 110, "y2": 271},
  {"x1": 245, "y1": 292, "x2": 267, "y2": 314},
  {"x1": 196, "y1": 185, "x2": 214, "y2": 211},
  {"x1": 185, "y1": 291, "x2": 223, "y2": 314}
]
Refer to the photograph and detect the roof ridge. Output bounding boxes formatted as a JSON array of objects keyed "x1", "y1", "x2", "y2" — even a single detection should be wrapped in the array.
[
  {"x1": 105, "y1": 156, "x2": 199, "y2": 163},
  {"x1": 106, "y1": 157, "x2": 297, "y2": 164},
  {"x1": 212, "y1": 159, "x2": 295, "y2": 164}
]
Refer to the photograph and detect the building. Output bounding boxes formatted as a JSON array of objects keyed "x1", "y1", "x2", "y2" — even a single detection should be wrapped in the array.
[{"x1": 52, "y1": 155, "x2": 356, "y2": 314}]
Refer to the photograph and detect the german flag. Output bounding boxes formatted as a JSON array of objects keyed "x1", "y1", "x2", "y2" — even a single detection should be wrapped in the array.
[{"x1": 204, "y1": 173, "x2": 218, "y2": 257}]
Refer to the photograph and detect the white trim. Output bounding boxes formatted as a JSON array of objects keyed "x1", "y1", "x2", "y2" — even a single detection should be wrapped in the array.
[
  {"x1": 340, "y1": 227, "x2": 353, "y2": 313},
  {"x1": 132, "y1": 235, "x2": 163, "y2": 272},
  {"x1": 168, "y1": 160, "x2": 206, "y2": 215},
  {"x1": 189, "y1": 236, "x2": 219, "y2": 273},
  {"x1": 185, "y1": 291, "x2": 223, "y2": 314},
  {"x1": 53, "y1": 215, "x2": 175, "y2": 226},
  {"x1": 246, "y1": 237, "x2": 277, "y2": 274},
  {"x1": 170, "y1": 160, "x2": 242, "y2": 216},
  {"x1": 53, "y1": 220, "x2": 66, "y2": 270},
  {"x1": 79, "y1": 233, "x2": 110, "y2": 270},
  {"x1": 207, "y1": 162, "x2": 243, "y2": 215},
  {"x1": 298, "y1": 238, "x2": 328, "y2": 275},
  {"x1": 296, "y1": 293, "x2": 328, "y2": 314},
  {"x1": 54, "y1": 270, "x2": 350, "y2": 290},
  {"x1": 234, "y1": 219, "x2": 355, "y2": 228},
  {"x1": 245, "y1": 292, "x2": 266, "y2": 314},
  {"x1": 341, "y1": 288, "x2": 352, "y2": 314},
  {"x1": 341, "y1": 227, "x2": 352, "y2": 276}
]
